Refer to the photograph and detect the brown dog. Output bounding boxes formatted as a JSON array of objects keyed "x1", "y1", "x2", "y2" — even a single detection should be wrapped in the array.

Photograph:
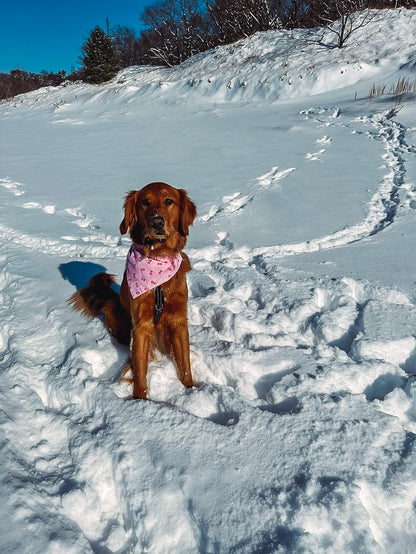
[{"x1": 70, "y1": 182, "x2": 197, "y2": 399}]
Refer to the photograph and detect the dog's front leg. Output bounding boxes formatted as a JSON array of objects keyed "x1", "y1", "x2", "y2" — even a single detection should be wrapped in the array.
[
  {"x1": 131, "y1": 322, "x2": 152, "y2": 399},
  {"x1": 171, "y1": 324, "x2": 193, "y2": 389}
]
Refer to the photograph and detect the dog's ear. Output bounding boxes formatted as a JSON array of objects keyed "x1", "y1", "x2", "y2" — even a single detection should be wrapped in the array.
[
  {"x1": 178, "y1": 189, "x2": 197, "y2": 236},
  {"x1": 120, "y1": 190, "x2": 139, "y2": 235}
]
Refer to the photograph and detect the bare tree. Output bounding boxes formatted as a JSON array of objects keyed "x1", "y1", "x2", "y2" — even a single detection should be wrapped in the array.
[
  {"x1": 207, "y1": 0, "x2": 283, "y2": 44},
  {"x1": 307, "y1": 0, "x2": 380, "y2": 47},
  {"x1": 284, "y1": 0, "x2": 314, "y2": 28},
  {"x1": 367, "y1": 1, "x2": 415, "y2": 6},
  {"x1": 111, "y1": 26, "x2": 142, "y2": 68},
  {"x1": 140, "y1": 0, "x2": 211, "y2": 66}
]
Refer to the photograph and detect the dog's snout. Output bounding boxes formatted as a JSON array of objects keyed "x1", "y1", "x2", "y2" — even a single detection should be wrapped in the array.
[{"x1": 150, "y1": 216, "x2": 165, "y2": 232}]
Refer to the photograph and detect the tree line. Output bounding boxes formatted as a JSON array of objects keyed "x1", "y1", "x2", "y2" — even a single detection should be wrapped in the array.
[
  {"x1": 0, "y1": 69, "x2": 82, "y2": 100},
  {"x1": 1, "y1": 0, "x2": 413, "y2": 99},
  {"x1": 109, "y1": 0, "x2": 414, "y2": 70}
]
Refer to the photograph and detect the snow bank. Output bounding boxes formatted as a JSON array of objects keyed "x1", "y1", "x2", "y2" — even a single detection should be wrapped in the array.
[{"x1": 6, "y1": 9, "x2": 416, "y2": 110}]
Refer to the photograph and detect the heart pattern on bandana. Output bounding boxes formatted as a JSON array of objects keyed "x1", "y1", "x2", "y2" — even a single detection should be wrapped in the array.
[{"x1": 126, "y1": 244, "x2": 182, "y2": 298}]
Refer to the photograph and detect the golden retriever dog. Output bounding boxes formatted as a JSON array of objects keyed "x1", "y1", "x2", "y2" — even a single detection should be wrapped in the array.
[{"x1": 70, "y1": 182, "x2": 197, "y2": 399}]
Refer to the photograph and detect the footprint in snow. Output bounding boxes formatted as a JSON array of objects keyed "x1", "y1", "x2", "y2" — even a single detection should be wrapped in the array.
[
  {"x1": 199, "y1": 192, "x2": 252, "y2": 222},
  {"x1": 199, "y1": 166, "x2": 295, "y2": 222},
  {"x1": 256, "y1": 166, "x2": 295, "y2": 188},
  {"x1": 305, "y1": 148, "x2": 326, "y2": 162},
  {"x1": 64, "y1": 207, "x2": 100, "y2": 229},
  {"x1": 22, "y1": 201, "x2": 56, "y2": 214},
  {"x1": 316, "y1": 135, "x2": 332, "y2": 146},
  {"x1": 305, "y1": 137, "x2": 332, "y2": 161},
  {"x1": 0, "y1": 177, "x2": 25, "y2": 196}
]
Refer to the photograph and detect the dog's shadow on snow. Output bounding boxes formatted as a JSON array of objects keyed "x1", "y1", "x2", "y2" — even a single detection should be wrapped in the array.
[
  {"x1": 59, "y1": 261, "x2": 129, "y2": 381},
  {"x1": 59, "y1": 261, "x2": 105, "y2": 290},
  {"x1": 58, "y1": 261, "x2": 120, "y2": 293}
]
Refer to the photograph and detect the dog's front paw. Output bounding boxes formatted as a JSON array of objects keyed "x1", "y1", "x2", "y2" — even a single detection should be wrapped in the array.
[{"x1": 133, "y1": 386, "x2": 148, "y2": 400}]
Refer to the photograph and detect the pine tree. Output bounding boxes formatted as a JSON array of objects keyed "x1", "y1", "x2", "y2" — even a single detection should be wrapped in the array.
[{"x1": 81, "y1": 26, "x2": 120, "y2": 84}]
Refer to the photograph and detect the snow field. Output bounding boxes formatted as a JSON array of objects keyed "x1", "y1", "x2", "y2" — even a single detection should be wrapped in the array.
[{"x1": 2, "y1": 8, "x2": 416, "y2": 553}]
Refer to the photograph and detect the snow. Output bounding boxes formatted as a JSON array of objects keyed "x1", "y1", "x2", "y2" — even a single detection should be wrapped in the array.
[{"x1": 1, "y1": 8, "x2": 416, "y2": 553}]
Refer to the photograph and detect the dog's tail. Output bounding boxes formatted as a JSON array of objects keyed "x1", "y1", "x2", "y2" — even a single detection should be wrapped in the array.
[{"x1": 68, "y1": 273, "x2": 131, "y2": 346}]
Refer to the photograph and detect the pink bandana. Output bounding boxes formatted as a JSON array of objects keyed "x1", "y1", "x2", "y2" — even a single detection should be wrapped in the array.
[{"x1": 126, "y1": 244, "x2": 182, "y2": 298}]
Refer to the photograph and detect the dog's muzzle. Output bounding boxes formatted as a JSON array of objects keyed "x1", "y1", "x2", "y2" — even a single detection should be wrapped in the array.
[{"x1": 150, "y1": 216, "x2": 165, "y2": 235}]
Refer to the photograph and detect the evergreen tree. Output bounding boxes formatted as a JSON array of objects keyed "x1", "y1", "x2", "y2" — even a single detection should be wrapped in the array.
[{"x1": 81, "y1": 26, "x2": 120, "y2": 84}]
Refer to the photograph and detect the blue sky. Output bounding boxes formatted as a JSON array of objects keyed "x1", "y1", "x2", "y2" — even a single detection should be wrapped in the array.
[{"x1": 1, "y1": 0, "x2": 149, "y2": 74}]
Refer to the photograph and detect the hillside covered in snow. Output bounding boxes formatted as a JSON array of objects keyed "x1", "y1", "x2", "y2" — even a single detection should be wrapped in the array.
[{"x1": 2, "y1": 8, "x2": 416, "y2": 553}]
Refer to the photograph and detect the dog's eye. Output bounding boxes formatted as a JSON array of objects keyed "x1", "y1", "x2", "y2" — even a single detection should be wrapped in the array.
[
  {"x1": 164, "y1": 198, "x2": 173, "y2": 206},
  {"x1": 142, "y1": 199, "x2": 150, "y2": 207}
]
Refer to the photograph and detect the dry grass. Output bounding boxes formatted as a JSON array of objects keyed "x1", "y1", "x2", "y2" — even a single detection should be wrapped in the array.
[
  {"x1": 368, "y1": 83, "x2": 387, "y2": 99},
  {"x1": 366, "y1": 77, "x2": 416, "y2": 105},
  {"x1": 392, "y1": 77, "x2": 416, "y2": 99}
]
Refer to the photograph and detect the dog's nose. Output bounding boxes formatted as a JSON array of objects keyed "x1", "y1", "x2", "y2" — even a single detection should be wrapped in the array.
[{"x1": 150, "y1": 216, "x2": 165, "y2": 232}]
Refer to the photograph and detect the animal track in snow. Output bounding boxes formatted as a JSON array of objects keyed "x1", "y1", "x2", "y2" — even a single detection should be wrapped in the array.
[
  {"x1": 199, "y1": 191, "x2": 253, "y2": 222},
  {"x1": 305, "y1": 135, "x2": 332, "y2": 162},
  {"x1": 0, "y1": 219, "x2": 124, "y2": 259},
  {"x1": 187, "y1": 240, "x2": 414, "y2": 421},
  {"x1": 0, "y1": 177, "x2": 25, "y2": 196},
  {"x1": 256, "y1": 166, "x2": 295, "y2": 187},
  {"x1": 0, "y1": 179, "x2": 123, "y2": 259},
  {"x1": 316, "y1": 135, "x2": 332, "y2": 146},
  {"x1": 199, "y1": 165, "x2": 294, "y2": 223},
  {"x1": 22, "y1": 201, "x2": 56, "y2": 214},
  {"x1": 63, "y1": 207, "x2": 100, "y2": 229},
  {"x1": 1, "y1": 181, "x2": 94, "y2": 229},
  {"x1": 305, "y1": 148, "x2": 326, "y2": 162},
  {"x1": 247, "y1": 108, "x2": 415, "y2": 259},
  {"x1": 300, "y1": 106, "x2": 341, "y2": 124},
  {"x1": 191, "y1": 231, "x2": 415, "y2": 393},
  {"x1": 203, "y1": 104, "x2": 411, "y2": 255}
]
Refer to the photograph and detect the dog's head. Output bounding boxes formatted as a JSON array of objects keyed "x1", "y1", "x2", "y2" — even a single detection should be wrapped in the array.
[{"x1": 119, "y1": 182, "x2": 197, "y2": 255}]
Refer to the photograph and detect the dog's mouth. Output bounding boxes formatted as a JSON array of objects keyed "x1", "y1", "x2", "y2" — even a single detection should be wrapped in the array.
[
  {"x1": 149, "y1": 229, "x2": 167, "y2": 239},
  {"x1": 143, "y1": 233, "x2": 166, "y2": 247}
]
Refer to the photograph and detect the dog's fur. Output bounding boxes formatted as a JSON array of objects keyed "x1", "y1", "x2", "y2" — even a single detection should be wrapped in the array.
[{"x1": 69, "y1": 182, "x2": 197, "y2": 399}]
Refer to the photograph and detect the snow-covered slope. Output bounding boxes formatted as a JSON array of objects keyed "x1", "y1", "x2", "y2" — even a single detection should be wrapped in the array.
[{"x1": 2, "y1": 8, "x2": 416, "y2": 553}]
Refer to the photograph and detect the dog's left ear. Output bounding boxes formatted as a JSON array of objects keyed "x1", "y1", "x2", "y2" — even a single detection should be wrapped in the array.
[
  {"x1": 120, "y1": 190, "x2": 139, "y2": 235},
  {"x1": 178, "y1": 189, "x2": 197, "y2": 236}
]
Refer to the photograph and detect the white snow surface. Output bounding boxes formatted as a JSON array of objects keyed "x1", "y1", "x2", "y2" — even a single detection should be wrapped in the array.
[{"x1": 2, "y1": 8, "x2": 416, "y2": 553}]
